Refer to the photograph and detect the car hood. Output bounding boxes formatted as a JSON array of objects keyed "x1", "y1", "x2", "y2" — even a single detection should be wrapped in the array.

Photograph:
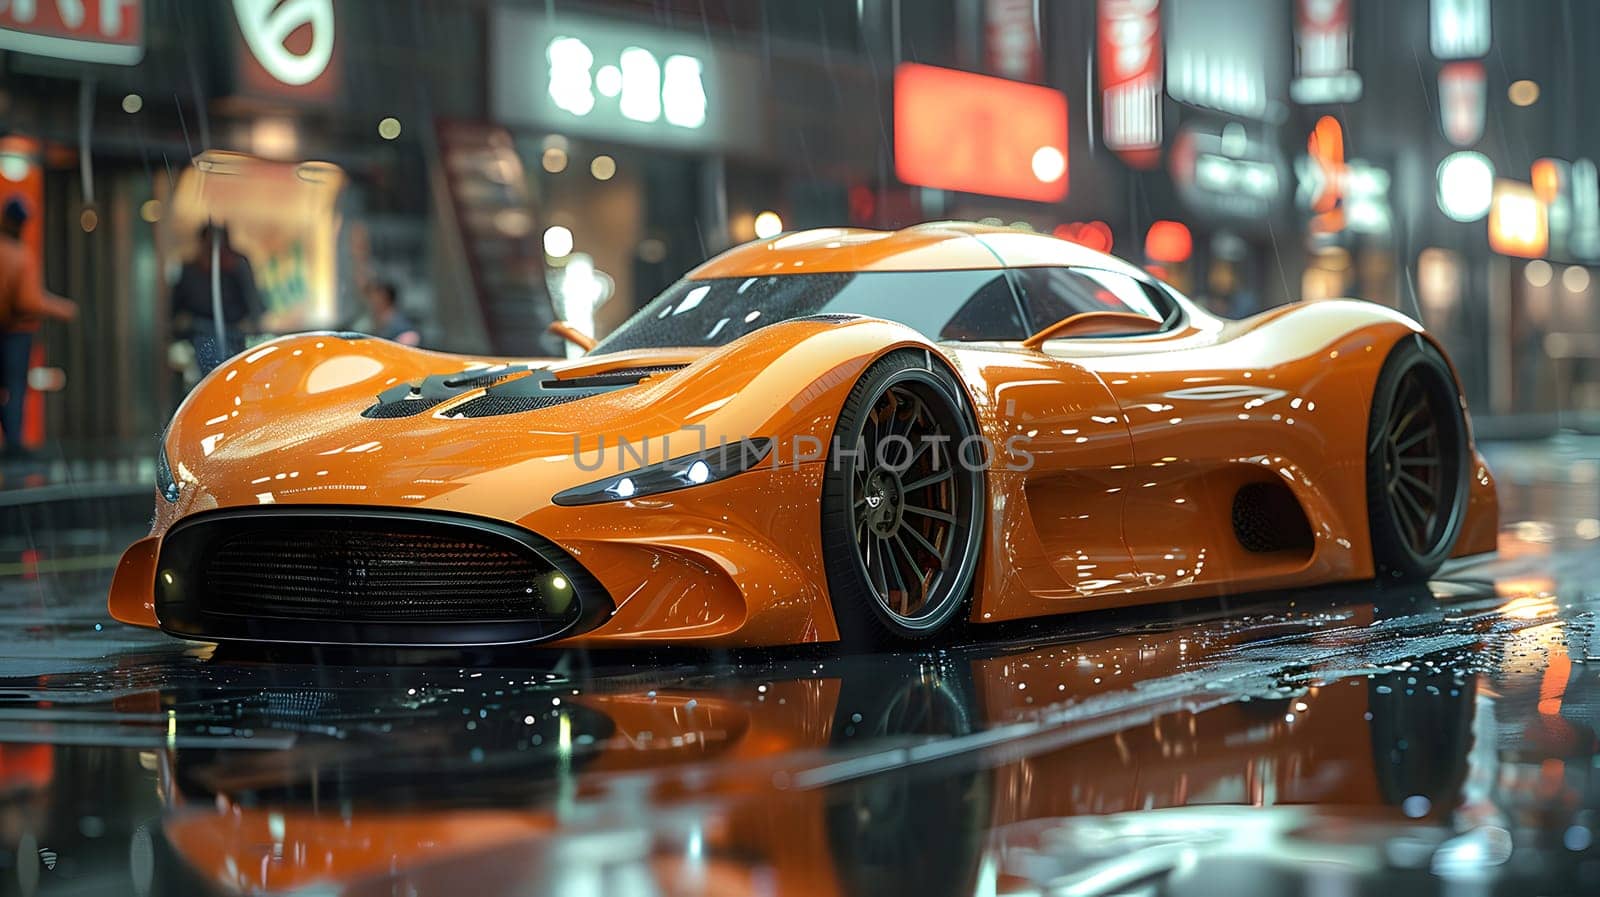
[{"x1": 158, "y1": 320, "x2": 923, "y2": 524}]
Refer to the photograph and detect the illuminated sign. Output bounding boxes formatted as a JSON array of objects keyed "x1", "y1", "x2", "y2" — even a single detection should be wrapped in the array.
[
  {"x1": 1098, "y1": 0, "x2": 1163, "y2": 167},
  {"x1": 986, "y1": 0, "x2": 1041, "y2": 82},
  {"x1": 1054, "y1": 221, "x2": 1114, "y2": 253},
  {"x1": 1294, "y1": 116, "x2": 1390, "y2": 237},
  {"x1": 1533, "y1": 159, "x2": 1563, "y2": 205},
  {"x1": 492, "y1": 10, "x2": 756, "y2": 155},
  {"x1": 1196, "y1": 153, "x2": 1279, "y2": 197},
  {"x1": 1438, "y1": 62, "x2": 1485, "y2": 147},
  {"x1": 1165, "y1": 0, "x2": 1288, "y2": 121},
  {"x1": 894, "y1": 63, "x2": 1068, "y2": 203},
  {"x1": 1431, "y1": 0, "x2": 1490, "y2": 59},
  {"x1": 546, "y1": 37, "x2": 706, "y2": 129},
  {"x1": 0, "y1": 0, "x2": 142, "y2": 64},
  {"x1": 1170, "y1": 118, "x2": 1285, "y2": 227},
  {"x1": 1302, "y1": 115, "x2": 1345, "y2": 233},
  {"x1": 1338, "y1": 163, "x2": 1391, "y2": 235},
  {"x1": 234, "y1": 0, "x2": 332, "y2": 86},
  {"x1": 1436, "y1": 151, "x2": 1494, "y2": 222},
  {"x1": 1488, "y1": 180, "x2": 1548, "y2": 259},
  {"x1": 1533, "y1": 158, "x2": 1572, "y2": 259},
  {"x1": 1571, "y1": 160, "x2": 1600, "y2": 261},
  {"x1": 1531, "y1": 158, "x2": 1600, "y2": 263},
  {"x1": 1291, "y1": 0, "x2": 1362, "y2": 104},
  {"x1": 1145, "y1": 221, "x2": 1192, "y2": 263}
]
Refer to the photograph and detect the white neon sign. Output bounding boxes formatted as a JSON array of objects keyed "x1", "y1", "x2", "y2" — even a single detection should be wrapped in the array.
[
  {"x1": 1430, "y1": 0, "x2": 1490, "y2": 60},
  {"x1": 233, "y1": 0, "x2": 334, "y2": 87},
  {"x1": 546, "y1": 36, "x2": 706, "y2": 129}
]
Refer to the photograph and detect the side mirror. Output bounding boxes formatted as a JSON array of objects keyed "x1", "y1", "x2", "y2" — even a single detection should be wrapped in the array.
[
  {"x1": 1021, "y1": 311, "x2": 1163, "y2": 349},
  {"x1": 547, "y1": 320, "x2": 597, "y2": 352}
]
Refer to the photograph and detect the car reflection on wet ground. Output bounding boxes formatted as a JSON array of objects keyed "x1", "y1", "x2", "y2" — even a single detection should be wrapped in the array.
[{"x1": 0, "y1": 439, "x2": 1597, "y2": 895}]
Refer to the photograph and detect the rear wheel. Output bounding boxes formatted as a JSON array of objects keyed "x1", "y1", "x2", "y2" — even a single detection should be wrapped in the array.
[
  {"x1": 1365, "y1": 337, "x2": 1469, "y2": 582},
  {"x1": 820, "y1": 351, "x2": 985, "y2": 647}
]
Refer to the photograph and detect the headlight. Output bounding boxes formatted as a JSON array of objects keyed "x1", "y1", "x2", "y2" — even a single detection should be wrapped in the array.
[
  {"x1": 155, "y1": 433, "x2": 179, "y2": 503},
  {"x1": 553, "y1": 438, "x2": 772, "y2": 506}
]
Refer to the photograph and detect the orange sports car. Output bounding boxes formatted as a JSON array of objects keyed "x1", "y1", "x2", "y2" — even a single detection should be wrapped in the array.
[{"x1": 108, "y1": 222, "x2": 1498, "y2": 648}]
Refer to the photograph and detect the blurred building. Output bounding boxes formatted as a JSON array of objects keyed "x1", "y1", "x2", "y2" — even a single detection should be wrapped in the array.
[{"x1": 0, "y1": 0, "x2": 1596, "y2": 448}]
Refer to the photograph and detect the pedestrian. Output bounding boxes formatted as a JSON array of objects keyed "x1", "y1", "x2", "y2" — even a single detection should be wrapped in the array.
[
  {"x1": 0, "y1": 197, "x2": 77, "y2": 461},
  {"x1": 356, "y1": 280, "x2": 421, "y2": 346},
  {"x1": 170, "y1": 223, "x2": 263, "y2": 376}
]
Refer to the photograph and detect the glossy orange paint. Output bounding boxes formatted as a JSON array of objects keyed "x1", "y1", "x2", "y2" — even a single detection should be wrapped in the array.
[{"x1": 109, "y1": 222, "x2": 1497, "y2": 646}]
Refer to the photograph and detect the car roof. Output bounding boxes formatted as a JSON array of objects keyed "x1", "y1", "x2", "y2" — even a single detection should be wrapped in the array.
[{"x1": 685, "y1": 221, "x2": 1151, "y2": 281}]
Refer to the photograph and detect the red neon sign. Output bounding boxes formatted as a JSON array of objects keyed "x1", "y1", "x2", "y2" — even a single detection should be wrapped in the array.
[
  {"x1": 895, "y1": 63, "x2": 1069, "y2": 203},
  {"x1": 1439, "y1": 61, "x2": 1486, "y2": 147},
  {"x1": 1098, "y1": 0, "x2": 1163, "y2": 168},
  {"x1": 1144, "y1": 220, "x2": 1192, "y2": 263},
  {"x1": 0, "y1": 0, "x2": 143, "y2": 64},
  {"x1": 1307, "y1": 114, "x2": 1346, "y2": 234}
]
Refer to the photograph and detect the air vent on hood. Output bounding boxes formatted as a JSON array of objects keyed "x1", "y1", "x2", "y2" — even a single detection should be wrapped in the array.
[
  {"x1": 363, "y1": 397, "x2": 448, "y2": 419},
  {"x1": 362, "y1": 367, "x2": 531, "y2": 419},
  {"x1": 551, "y1": 364, "x2": 687, "y2": 389},
  {"x1": 439, "y1": 368, "x2": 650, "y2": 419},
  {"x1": 451, "y1": 393, "x2": 588, "y2": 417}
]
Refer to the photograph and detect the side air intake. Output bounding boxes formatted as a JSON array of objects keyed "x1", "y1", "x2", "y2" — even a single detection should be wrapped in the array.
[{"x1": 1231, "y1": 482, "x2": 1314, "y2": 554}]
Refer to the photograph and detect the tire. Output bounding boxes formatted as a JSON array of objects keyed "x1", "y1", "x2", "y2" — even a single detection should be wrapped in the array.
[
  {"x1": 820, "y1": 350, "x2": 985, "y2": 647},
  {"x1": 1365, "y1": 336, "x2": 1470, "y2": 583}
]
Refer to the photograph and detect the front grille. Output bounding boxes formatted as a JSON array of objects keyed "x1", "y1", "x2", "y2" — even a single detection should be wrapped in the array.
[
  {"x1": 203, "y1": 528, "x2": 558, "y2": 621},
  {"x1": 155, "y1": 510, "x2": 608, "y2": 645}
]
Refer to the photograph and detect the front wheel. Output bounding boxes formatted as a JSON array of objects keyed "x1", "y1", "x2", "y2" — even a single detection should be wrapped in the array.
[
  {"x1": 820, "y1": 350, "x2": 985, "y2": 647},
  {"x1": 1365, "y1": 337, "x2": 1470, "y2": 582}
]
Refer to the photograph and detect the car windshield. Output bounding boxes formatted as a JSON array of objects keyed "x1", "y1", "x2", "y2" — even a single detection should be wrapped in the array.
[{"x1": 590, "y1": 269, "x2": 1027, "y2": 353}]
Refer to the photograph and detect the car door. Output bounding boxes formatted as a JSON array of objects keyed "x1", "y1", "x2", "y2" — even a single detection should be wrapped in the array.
[
  {"x1": 945, "y1": 270, "x2": 1142, "y2": 622},
  {"x1": 1008, "y1": 265, "x2": 1215, "y2": 593}
]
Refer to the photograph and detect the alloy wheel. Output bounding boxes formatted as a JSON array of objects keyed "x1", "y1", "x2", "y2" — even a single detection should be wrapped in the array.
[{"x1": 848, "y1": 383, "x2": 967, "y2": 626}]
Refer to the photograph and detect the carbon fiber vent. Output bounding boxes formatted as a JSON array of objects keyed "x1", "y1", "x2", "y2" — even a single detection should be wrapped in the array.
[
  {"x1": 362, "y1": 397, "x2": 445, "y2": 419},
  {"x1": 551, "y1": 364, "x2": 686, "y2": 389},
  {"x1": 450, "y1": 393, "x2": 588, "y2": 417},
  {"x1": 361, "y1": 368, "x2": 529, "y2": 419},
  {"x1": 1232, "y1": 483, "x2": 1313, "y2": 553}
]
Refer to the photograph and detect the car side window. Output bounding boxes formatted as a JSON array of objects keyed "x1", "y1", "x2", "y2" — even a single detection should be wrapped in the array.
[
  {"x1": 935, "y1": 271, "x2": 1029, "y2": 341},
  {"x1": 1012, "y1": 267, "x2": 1175, "y2": 336}
]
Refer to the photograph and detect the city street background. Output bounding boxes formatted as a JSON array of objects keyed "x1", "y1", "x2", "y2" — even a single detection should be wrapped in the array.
[{"x1": 4, "y1": 1, "x2": 1600, "y2": 894}]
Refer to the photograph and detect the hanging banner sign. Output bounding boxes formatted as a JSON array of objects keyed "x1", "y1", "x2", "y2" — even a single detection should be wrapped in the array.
[
  {"x1": 1438, "y1": 61, "x2": 1486, "y2": 147},
  {"x1": 1098, "y1": 0, "x2": 1162, "y2": 168},
  {"x1": 1291, "y1": 0, "x2": 1361, "y2": 104},
  {"x1": 1431, "y1": 0, "x2": 1490, "y2": 60},
  {"x1": 1571, "y1": 159, "x2": 1600, "y2": 263},
  {"x1": 986, "y1": 0, "x2": 1041, "y2": 82}
]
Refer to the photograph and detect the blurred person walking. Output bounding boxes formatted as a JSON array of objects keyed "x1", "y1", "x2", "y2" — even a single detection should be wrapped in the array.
[
  {"x1": 0, "y1": 198, "x2": 77, "y2": 461},
  {"x1": 350, "y1": 280, "x2": 421, "y2": 345},
  {"x1": 171, "y1": 223, "x2": 263, "y2": 376}
]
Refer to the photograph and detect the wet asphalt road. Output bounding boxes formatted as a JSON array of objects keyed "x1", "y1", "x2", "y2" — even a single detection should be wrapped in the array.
[{"x1": 0, "y1": 439, "x2": 1596, "y2": 896}]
